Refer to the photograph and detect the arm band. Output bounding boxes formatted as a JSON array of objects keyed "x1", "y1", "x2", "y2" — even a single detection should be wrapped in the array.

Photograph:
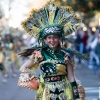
[{"x1": 70, "y1": 81, "x2": 79, "y2": 99}]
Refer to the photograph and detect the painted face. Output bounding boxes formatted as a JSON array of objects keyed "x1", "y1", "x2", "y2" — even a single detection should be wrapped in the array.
[{"x1": 45, "y1": 35, "x2": 60, "y2": 49}]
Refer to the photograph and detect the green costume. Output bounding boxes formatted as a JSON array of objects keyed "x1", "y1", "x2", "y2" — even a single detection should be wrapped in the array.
[{"x1": 35, "y1": 46, "x2": 78, "y2": 100}]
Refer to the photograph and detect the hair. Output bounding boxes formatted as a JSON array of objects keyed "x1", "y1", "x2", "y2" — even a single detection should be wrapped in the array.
[
  {"x1": 44, "y1": 34, "x2": 61, "y2": 39},
  {"x1": 57, "y1": 42, "x2": 61, "y2": 50}
]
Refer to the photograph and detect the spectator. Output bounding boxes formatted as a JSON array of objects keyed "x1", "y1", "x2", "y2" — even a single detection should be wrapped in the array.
[{"x1": 0, "y1": 40, "x2": 7, "y2": 83}]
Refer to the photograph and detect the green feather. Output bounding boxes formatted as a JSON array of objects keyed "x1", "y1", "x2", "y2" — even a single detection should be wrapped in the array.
[{"x1": 61, "y1": 48, "x2": 90, "y2": 60}]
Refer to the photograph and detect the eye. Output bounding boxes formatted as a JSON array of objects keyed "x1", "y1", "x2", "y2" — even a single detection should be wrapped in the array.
[
  {"x1": 54, "y1": 36, "x2": 58, "y2": 39},
  {"x1": 46, "y1": 35, "x2": 59, "y2": 40},
  {"x1": 47, "y1": 36, "x2": 52, "y2": 39}
]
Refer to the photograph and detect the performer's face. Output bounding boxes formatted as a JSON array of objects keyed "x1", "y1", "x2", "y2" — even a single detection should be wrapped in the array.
[{"x1": 45, "y1": 35, "x2": 60, "y2": 49}]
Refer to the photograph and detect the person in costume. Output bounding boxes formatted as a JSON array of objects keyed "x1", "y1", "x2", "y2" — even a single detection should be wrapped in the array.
[
  {"x1": 18, "y1": 1, "x2": 89, "y2": 100},
  {"x1": 0, "y1": 39, "x2": 7, "y2": 83},
  {"x1": 4, "y1": 33, "x2": 17, "y2": 77}
]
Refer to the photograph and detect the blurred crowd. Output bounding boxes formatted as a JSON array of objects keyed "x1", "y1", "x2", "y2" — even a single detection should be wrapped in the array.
[
  {"x1": 0, "y1": 32, "x2": 38, "y2": 83},
  {"x1": 73, "y1": 26, "x2": 100, "y2": 74},
  {"x1": 0, "y1": 25, "x2": 100, "y2": 83}
]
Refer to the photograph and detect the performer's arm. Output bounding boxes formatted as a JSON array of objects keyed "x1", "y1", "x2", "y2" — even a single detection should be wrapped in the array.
[
  {"x1": 19, "y1": 59, "x2": 35, "y2": 72},
  {"x1": 67, "y1": 61, "x2": 75, "y2": 82},
  {"x1": 65, "y1": 55, "x2": 79, "y2": 99},
  {"x1": 19, "y1": 50, "x2": 42, "y2": 72}
]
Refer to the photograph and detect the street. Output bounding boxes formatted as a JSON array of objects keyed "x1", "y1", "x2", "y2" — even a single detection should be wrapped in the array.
[{"x1": 0, "y1": 62, "x2": 100, "y2": 100}]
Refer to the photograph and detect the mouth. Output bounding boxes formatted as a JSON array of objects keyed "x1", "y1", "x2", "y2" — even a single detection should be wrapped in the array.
[{"x1": 51, "y1": 43, "x2": 55, "y2": 47}]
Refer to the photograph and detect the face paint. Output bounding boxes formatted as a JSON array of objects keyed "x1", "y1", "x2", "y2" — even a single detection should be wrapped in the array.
[{"x1": 51, "y1": 43, "x2": 55, "y2": 47}]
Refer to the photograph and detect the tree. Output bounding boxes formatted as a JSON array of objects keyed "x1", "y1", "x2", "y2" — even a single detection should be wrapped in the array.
[{"x1": 55, "y1": 0, "x2": 100, "y2": 19}]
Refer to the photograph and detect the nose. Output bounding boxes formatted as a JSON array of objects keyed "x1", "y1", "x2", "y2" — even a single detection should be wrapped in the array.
[{"x1": 50, "y1": 37, "x2": 55, "y2": 42}]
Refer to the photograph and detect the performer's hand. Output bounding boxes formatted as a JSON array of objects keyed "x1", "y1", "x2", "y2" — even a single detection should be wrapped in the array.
[
  {"x1": 65, "y1": 55, "x2": 69, "y2": 60},
  {"x1": 78, "y1": 86, "x2": 86, "y2": 100},
  {"x1": 64, "y1": 54, "x2": 71, "y2": 64},
  {"x1": 32, "y1": 50, "x2": 43, "y2": 61}
]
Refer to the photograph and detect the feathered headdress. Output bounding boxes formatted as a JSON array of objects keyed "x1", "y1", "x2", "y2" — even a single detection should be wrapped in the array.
[{"x1": 21, "y1": 1, "x2": 81, "y2": 41}]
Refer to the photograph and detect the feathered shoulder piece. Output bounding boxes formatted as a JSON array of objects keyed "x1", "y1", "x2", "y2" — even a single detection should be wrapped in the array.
[{"x1": 61, "y1": 47, "x2": 89, "y2": 61}]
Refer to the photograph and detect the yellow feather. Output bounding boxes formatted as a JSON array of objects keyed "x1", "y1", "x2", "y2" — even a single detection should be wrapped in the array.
[
  {"x1": 64, "y1": 22, "x2": 72, "y2": 27},
  {"x1": 49, "y1": 11, "x2": 55, "y2": 24},
  {"x1": 65, "y1": 6, "x2": 73, "y2": 11},
  {"x1": 38, "y1": 19, "x2": 44, "y2": 27},
  {"x1": 29, "y1": 9, "x2": 39, "y2": 16},
  {"x1": 58, "y1": 16, "x2": 65, "y2": 24},
  {"x1": 32, "y1": 26, "x2": 40, "y2": 33}
]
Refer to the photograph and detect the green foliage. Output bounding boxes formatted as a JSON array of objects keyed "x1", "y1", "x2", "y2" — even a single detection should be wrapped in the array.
[
  {"x1": 67, "y1": 0, "x2": 100, "y2": 12},
  {"x1": 83, "y1": 11, "x2": 95, "y2": 19},
  {"x1": 57, "y1": 0, "x2": 100, "y2": 19}
]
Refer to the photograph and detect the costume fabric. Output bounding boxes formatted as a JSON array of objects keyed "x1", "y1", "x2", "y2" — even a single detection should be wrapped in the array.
[{"x1": 29, "y1": 46, "x2": 79, "y2": 100}]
